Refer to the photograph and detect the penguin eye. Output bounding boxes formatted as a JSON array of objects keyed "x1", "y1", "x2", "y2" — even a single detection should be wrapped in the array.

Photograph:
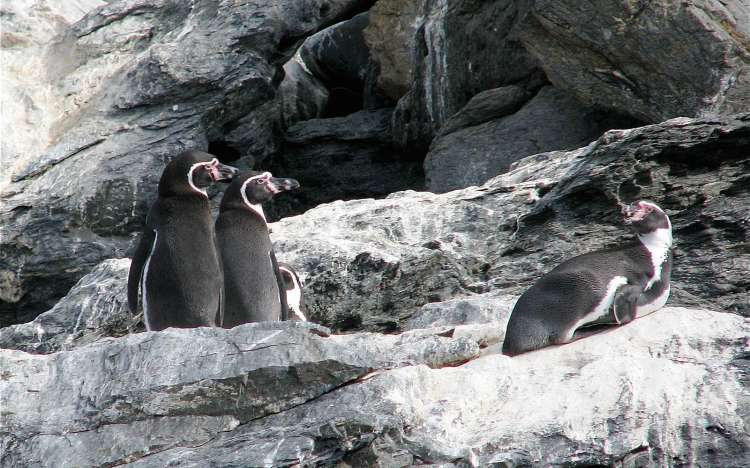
[{"x1": 255, "y1": 179, "x2": 265, "y2": 185}]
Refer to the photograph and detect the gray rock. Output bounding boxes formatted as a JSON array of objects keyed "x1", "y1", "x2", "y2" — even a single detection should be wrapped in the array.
[
  {"x1": 406, "y1": 291, "x2": 517, "y2": 331},
  {"x1": 0, "y1": 320, "x2": 483, "y2": 467},
  {"x1": 0, "y1": 259, "x2": 140, "y2": 354},
  {"x1": 425, "y1": 86, "x2": 634, "y2": 192},
  {"x1": 299, "y1": 12, "x2": 374, "y2": 116},
  {"x1": 267, "y1": 108, "x2": 424, "y2": 219},
  {"x1": 13, "y1": 307, "x2": 744, "y2": 467},
  {"x1": 437, "y1": 85, "x2": 532, "y2": 137},
  {"x1": 0, "y1": 0, "x2": 378, "y2": 325},
  {"x1": 388, "y1": 0, "x2": 543, "y2": 150},
  {"x1": 278, "y1": 53, "x2": 330, "y2": 128},
  {"x1": 518, "y1": 0, "x2": 750, "y2": 122},
  {"x1": 270, "y1": 114, "x2": 750, "y2": 332}
]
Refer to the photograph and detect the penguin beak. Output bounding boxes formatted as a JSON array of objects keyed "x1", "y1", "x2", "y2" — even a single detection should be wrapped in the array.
[
  {"x1": 267, "y1": 177, "x2": 300, "y2": 194},
  {"x1": 210, "y1": 162, "x2": 239, "y2": 182}
]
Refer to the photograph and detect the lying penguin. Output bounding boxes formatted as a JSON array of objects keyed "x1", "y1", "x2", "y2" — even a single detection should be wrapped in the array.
[
  {"x1": 216, "y1": 171, "x2": 300, "y2": 327},
  {"x1": 278, "y1": 262, "x2": 307, "y2": 322},
  {"x1": 128, "y1": 150, "x2": 238, "y2": 331},
  {"x1": 502, "y1": 200, "x2": 673, "y2": 356}
]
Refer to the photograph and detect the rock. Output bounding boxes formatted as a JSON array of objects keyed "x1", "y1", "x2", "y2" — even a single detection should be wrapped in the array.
[
  {"x1": 8, "y1": 308, "x2": 745, "y2": 466},
  {"x1": 270, "y1": 113, "x2": 750, "y2": 333},
  {"x1": 266, "y1": 108, "x2": 424, "y2": 219},
  {"x1": 278, "y1": 53, "x2": 330, "y2": 128},
  {"x1": 389, "y1": 0, "x2": 543, "y2": 151},
  {"x1": 0, "y1": 320, "x2": 483, "y2": 467},
  {"x1": 0, "y1": 259, "x2": 140, "y2": 354},
  {"x1": 424, "y1": 86, "x2": 638, "y2": 192},
  {"x1": 405, "y1": 290, "x2": 517, "y2": 331},
  {"x1": 437, "y1": 85, "x2": 532, "y2": 137},
  {"x1": 362, "y1": 0, "x2": 420, "y2": 101},
  {"x1": 0, "y1": 0, "x2": 377, "y2": 326},
  {"x1": 518, "y1": 0, "x2": 750, "y2": 122}
]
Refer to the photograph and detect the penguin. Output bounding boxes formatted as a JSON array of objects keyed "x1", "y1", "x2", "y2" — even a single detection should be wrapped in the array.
[
  {"x1": 215, "y1": 171, "x2": 300, "y2": 327},
  {"x1": 502, "y1": 200, "x2": 673, "y2": 356},
  {"x1": 127, "y1": 150, "x2": 239, "y2": 331},
  {"x1": 278, "y1": 262, "x2": 308, "y2": 322}
]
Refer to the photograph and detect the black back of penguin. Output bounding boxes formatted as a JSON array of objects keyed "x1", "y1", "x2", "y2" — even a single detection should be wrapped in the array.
[
  {"x1": 502, "y1": 200, "x2": 673, "y2": 356},
  {"x1": 127, "y1": 150, "x2": 238, "y2": 331},
  {"x1": 216, "y1": 171, "x2": 300, "y2": 327}
]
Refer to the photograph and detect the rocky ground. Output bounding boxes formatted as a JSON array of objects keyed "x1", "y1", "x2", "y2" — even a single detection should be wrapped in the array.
[{"x1": 1, "y1": 0, "x2": 749, "y2": 466}]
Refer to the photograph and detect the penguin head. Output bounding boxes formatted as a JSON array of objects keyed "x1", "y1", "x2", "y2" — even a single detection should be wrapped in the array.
[
  {"x1": 622, "y1": 200, "x2": 671, "y2": 234},
  {"x1": 158, "y1": 150, "x2": 239, "y2": 197},
  {"x1": 221, "y1": 171, "x2": 300, "y2": 212}
]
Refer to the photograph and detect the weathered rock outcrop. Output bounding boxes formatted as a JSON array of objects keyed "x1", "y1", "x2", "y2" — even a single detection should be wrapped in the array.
[
  {"x1": 2, "y1": 308, "x2": 748, "y2": 466},
  {"x1": 268, "y1": 108, "x2": 424, "y2": 219},
  {"x1": 272, "y1": 114, "x2": 750, "y2": 332},
  {"x1": 0, "y1": 0, "x2": 375, "y2": 325},
  {"x1": 425, "y1": 85, "x2": 635, "y2": 192},
  {"x1": 519, "y1": 0, "x2": 750, "y2": 122},
  {"x1": 0, "y1": 259, "x2": 138, "y2": 354}
]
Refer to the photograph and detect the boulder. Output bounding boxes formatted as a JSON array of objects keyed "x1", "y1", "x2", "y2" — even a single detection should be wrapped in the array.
[
  {"x1": 385, "y1": 0, "x2": 543, "y2": 150},
  {"x1": 278, "y1": 53, "x2": 330, "y2": 128},
  {"x1": 0, "y1": 320, "x2": 483, "y2": 467},
  {"x1": 3, "y1": 308, "x2": 748, "y2": 466},
  {"x1": 425, "y1": 86, "x2": 638, "y2": 192},
  {"x1": 518, "y1": 0, "x2": 750, "y2": 122},
  {"x1": 266, "y1": 108, "x2": 424, "y2": 220},
  {"x1": 0, "y1": 259, "x2": 139, "y2": 354},
  {"x1": 0, "y1": 0, "x2": 376, "y2": 326},
  {"x1": 270, "y1": 114, "x2": 750, "y2": 332}
]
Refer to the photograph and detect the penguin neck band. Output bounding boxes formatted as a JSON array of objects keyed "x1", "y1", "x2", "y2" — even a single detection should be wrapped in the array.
[
  {"x1": 187, "y1": 162, "x2": 209, "y2": 197},
  {"x1": 241, "y1": 173, "x2": 271, "y2": 222}
]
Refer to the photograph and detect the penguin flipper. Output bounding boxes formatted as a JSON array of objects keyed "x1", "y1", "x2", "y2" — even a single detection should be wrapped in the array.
[
  {"x1": 613, "y1": 284, "x2": 642, "y2": 324},
  {"x1": 127, "y1": 228, "x2": 155, "y2": 314},
  {"x1": 270, "y1": 249, "x2": 289, "y2": 321}
]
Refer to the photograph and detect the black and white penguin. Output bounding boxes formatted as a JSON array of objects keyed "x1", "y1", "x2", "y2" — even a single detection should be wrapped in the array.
[
  {"x1": 216, "y1": 171, "x2": 300, "y2": 327},
  {"x1": 127, "y1": 150, "x2": 238, "y2": 331},
  {"x1": 278, "y1": 262, "x2": 308, "y2": 322},
  {"x1": 502, "y1": 200, "x2": 673, "y2": 356}
]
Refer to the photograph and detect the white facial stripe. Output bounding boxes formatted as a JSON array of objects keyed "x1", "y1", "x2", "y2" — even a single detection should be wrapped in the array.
[
  {"x1": 279, "y1": 266, "x2": 306, "y2": 321},
  {"x1": 568, "y1": 275, "x2": 628, "y2": 339},
  {"x1": 187, "y1": 162, "x2": 209, "y2": 197},
  {"x1": 240, "y1": 173, "x2": 272, "y2": 222},
  {"x1": 142, "y1": 229, "x2": 158, "y2": 332}
]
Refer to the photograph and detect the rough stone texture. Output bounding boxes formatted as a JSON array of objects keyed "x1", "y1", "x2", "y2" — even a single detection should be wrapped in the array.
[
  {"x1": 278, "y1": 52, "x2": 330, "y2": 128},
  {"x1": 0, "y1": 0, "x2": 376, "y2": 326},
  {"x1": 4, "y1": 308, "x2": 747, "y2": 466},
  {"x1": 299, "y1": 12, "x2": 375, "y2": 116},
  {"x1": 425, "y1": 86, "x2": 636, "y2": 192},
  {"x1": 362, "y1": 0, "x2": 420, "y2": 101},
  {"x1": 270, "y1": 114, "x2": 750, "y2": 333},
  {"x1": 266, "y1": 108, "x2": 424, "y2": 219},
  {"x1": 389, "y1": 0, "x2": 543, "y2": 150},
  {"x1": 519, "y1": 0, "x2": 750, "y2": 123},
  {"x1": 437, "y1": 84, "x2": 532, "y2": 137},
  {"x1": 0, "y1": 259, "x2": 141, "y2": 355},
  {"x1": 0, "y1": 320, "x2": 482, "y2": 467},
  {"x1": 405, "y1": 290, "x2": 517, "y2": 331}
]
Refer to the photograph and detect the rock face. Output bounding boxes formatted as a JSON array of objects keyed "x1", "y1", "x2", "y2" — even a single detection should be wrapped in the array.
[
  {"x1": 267, "y1": 108, "x2": 424, "y2": 219},
  {"x1": 0, "y1": 259, "x2": 138, "y2": 355},
  {"x1": 519, "y1": 0, "x2": 750, "y2": 122},
  {"x1": 425, "y1": 85, "x2": 635, "y2": 192},
  {"x1": 0, "y1": 0, "x2": 375, "y2": 325},
  {"x1": 2, "y1": 308, "x2": 748, "y2": 466},
  {"x1": 385, "y1": 0, "x2": 543, "y2": 150},
  {"x1": 271, "y1": 114, "x2": 750, "y2": 332}
]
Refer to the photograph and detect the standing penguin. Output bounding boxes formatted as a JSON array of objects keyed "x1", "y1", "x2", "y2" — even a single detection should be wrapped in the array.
[
  {"x1": 216, "y1": 171, "x2": 300, "y2": 327},
  {"x1": 278, "y1": 262, "x2": 308, "y2": 322},
  {"x1": 127, "y1": 150, "x2": 238, "y2": 331},
  {"x1": 502, "y1": 200, "x2": 673, "y2": 356}
]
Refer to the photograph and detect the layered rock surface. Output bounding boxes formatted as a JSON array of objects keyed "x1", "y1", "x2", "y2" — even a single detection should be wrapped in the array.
[{"x1": 2, "y1": 308, "x2": 748, "y2": 467}]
